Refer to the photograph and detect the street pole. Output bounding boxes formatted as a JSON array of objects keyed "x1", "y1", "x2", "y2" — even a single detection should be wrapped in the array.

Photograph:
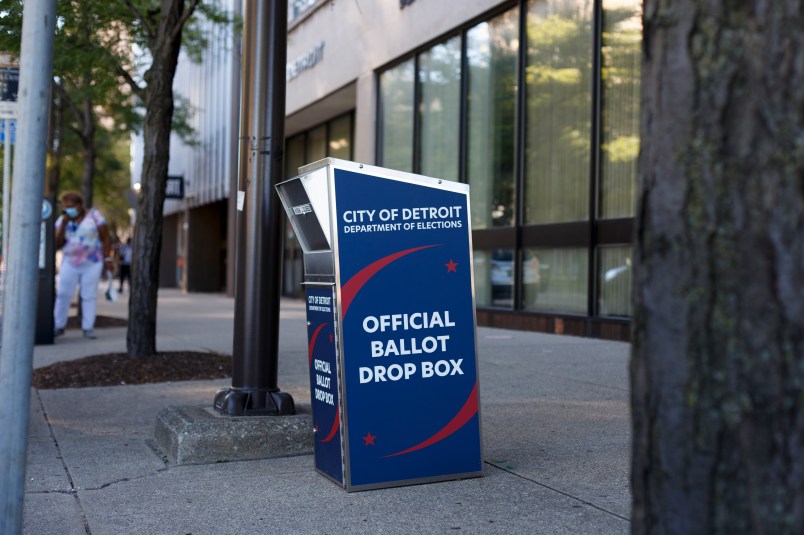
[
  {"x1": 214, "y1": 0, "x2": 294, "y2": 415},
  {"x1": 2, "y1": 120, "x2": 10, "y2": 265},
  {"x1": 0, "y1": 1, "x2": 56, "y2": 533}
]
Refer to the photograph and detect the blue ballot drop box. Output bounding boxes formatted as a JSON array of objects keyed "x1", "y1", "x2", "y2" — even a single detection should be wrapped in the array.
[{"x1": 276, "y1": 158, "x2": 483, "y2": 491}]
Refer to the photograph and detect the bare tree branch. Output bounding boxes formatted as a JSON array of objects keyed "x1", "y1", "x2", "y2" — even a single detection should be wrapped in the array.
[
  {"x1": 170, "y1": 0, "x2": 201, "y2": 43},
  {"x1": 123, "y1": 0, "x2": 154, "y2": 40},
  {"x1": 54, "y1": 79, "x2": 86, "y2": 133},
  {"x1": 116, "y1": 65, "x2": 146, "y2": 101}
]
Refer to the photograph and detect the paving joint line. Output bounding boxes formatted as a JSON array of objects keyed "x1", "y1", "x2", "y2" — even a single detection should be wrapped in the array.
[
  {"x1": 36, "y1": 389, "x2": 93, "y2": 535},
  {"x1": 484, "y1": 460, "x2": 630, "y2": 523}
]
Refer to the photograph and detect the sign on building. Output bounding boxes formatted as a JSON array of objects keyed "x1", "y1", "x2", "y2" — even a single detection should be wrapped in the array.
[{"x1": 165, "y1": 175, "x2": 185, "y2": 199}]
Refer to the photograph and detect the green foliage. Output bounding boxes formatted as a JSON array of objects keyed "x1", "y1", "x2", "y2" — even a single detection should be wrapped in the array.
[
  {"x1": 58, "y1": 122, "x2": 132, "y2": 236},
  {"x1": 0, "y1": 0, "x2": 235, "y2": 232},
  {"x1": 524, "y1": 3, "x2": 593, "y2": 224}
]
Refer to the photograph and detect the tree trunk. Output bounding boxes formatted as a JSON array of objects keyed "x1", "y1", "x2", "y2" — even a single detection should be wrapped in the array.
[
  {"x1": 126, "y1": 0, "x2": 191, "y2": 357},
  {"x1": 632, "y1": 1, "x2": 804, "y2": 533},
  {"x1": 80, "y1": 98, "x2": 95, "y2": 208},
  {"x1": 45, "y1": 84, "x2": 63, "y2": 197}
]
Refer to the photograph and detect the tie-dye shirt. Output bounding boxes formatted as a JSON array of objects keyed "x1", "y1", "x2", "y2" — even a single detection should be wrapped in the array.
[{"x1": 56, "y1": 208, "x2": 106, "y2": 267}]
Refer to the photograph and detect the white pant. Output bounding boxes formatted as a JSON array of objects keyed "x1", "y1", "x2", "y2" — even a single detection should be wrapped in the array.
[{"x1": 54, "y1": 260, "x2": 104, "y2": 331}]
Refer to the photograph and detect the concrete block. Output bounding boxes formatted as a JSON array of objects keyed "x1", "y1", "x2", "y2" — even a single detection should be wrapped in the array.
[{"x1": 155, "y1": 404, "x2": 313, "y2": 465}]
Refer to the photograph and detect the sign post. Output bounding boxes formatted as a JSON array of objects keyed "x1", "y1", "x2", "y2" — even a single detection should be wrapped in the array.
[
  {"x1": 277, "y1": 158, "x2": 483, "y2": 491},
  {"x1": 0, "y1": 4, "x2": 55, "y2": 531},
  {"x1": 0, "y1": 54, "x2": 18, "y2": 267},
  {"x1": 34, "y1": 197, "x2": 54, "y2": 345}
]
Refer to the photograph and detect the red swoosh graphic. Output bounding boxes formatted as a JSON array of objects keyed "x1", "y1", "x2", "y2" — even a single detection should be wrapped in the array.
[
  {"x1": 384, "y1": 382, "x2": 479, "y2": 457},
  {"x1": 320, "y1": 405, "x2": 340, "y2": 443},
  {"x1": 340, "y1": 245, "x2": 440, "y2": 319},
  {"x1": 308, "y1": 323, "x2": 326, "y2": 365}
]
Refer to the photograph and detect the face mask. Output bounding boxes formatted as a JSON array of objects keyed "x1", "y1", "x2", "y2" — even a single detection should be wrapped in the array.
[{"x1": 64, "y1": 207, "x2": 79, "y2": 218}]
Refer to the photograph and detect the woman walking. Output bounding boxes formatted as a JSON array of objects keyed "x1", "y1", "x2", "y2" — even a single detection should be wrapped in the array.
[{"x1": 53, "y1": 191, "x2": 114, "y2": 339}]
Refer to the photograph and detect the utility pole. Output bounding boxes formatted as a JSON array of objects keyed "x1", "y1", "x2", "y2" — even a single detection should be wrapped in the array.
[
  {"x1": 214, "y1": 0, "x2": 294, "y2": 415},
  {"x1": 0, "y1": 1, "x2": 56, "y2": 533}
]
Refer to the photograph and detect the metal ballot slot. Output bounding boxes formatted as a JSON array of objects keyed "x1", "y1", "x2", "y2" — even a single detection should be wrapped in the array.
[{"x1": 276, "y1": 158, "x2": 483, "y2": 491}]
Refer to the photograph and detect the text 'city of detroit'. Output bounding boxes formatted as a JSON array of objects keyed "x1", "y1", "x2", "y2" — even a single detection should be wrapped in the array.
[{"x1": 342, "y1": 205, "x2": 463, "y2": 223}]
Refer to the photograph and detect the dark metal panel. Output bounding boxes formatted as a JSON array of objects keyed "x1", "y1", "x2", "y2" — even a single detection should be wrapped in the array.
[
  {"x1": 597, "y1": 218, "x2": 634, "y2": 244},
  {"x1": 472, "y1": 227, "x2": 517, "y2": 249},
  {"x1": 521, "y1": 222, "x2": 591, "y2": 248}
]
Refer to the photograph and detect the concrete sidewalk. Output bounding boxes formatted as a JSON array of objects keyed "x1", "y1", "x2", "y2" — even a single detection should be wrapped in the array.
[{"x1": 25, "y1": 289, "x2": 631, "y2": 534}]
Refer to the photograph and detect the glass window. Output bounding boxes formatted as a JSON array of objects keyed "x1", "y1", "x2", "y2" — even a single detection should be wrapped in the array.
[
  {"x1": 598, "y1": 245, "x2": 631, "y2": 316},
  {"x1": 600, "y1": 0, "x2": 641, "y2": 219},
  {"x1": 418, "y1": 36, "x2": 461, "y2": 181},
  {"x1": 306, "y1": 124, "x2": 327, "y2": 162},
  {"x1": 328, "y1": 114, "x2": 352, "y2": 159},
  {"x1": 473, "y1": 249, "x2": 514, "y2": 308},
  {"x1": 522, "y1": 247, "x2": 588, "y2": 314},
  {"x1": 379, "y1": 59, "x2": 415, "y2": 172},
  {"x1": 285, "y1": 134, "x2": 306, "y2": 177},
  {"x1": 467, "y1": 9, "x2": 519, "y2": 229},
  {"x1": 524, "y1": 0, "x2": 593, "y2": 224}
]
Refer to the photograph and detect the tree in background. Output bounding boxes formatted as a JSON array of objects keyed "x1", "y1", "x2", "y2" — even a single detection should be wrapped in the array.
[
  {"x1": 104, "y1": 0, "x2": 231, "y2": 357},
  {"x1": 58, "y1": 121, "x2": 132, "y2": 234},
  {"x1": 0, "y1": 0, "x2": 138, "y2": 210},
  {"x1": 1, "y1": 1, "x2": 232, "y2": 355},
  {"x1": 53, "y1": 5, "x2": 139, "y2": 209},
  {"x1": 632, "y1": 1, "x2": 803, "y2": 532}
]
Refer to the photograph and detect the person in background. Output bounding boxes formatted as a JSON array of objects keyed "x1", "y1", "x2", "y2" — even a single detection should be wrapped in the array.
[
  {"x1": 117, "y1": 237, "x2": 132, "y2": 293},
  {"x1": 53, "y1": 191, "x2": 113, "y2": 339}
]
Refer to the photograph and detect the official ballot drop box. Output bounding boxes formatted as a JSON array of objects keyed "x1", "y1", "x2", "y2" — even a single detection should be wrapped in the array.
[{"x1": 276, "y1": 158, "x2": 483, "y2": 491}]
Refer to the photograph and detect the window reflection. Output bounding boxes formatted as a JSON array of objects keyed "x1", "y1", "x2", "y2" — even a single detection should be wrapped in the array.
[
  {"x1": 328, "y1": 115, "x2": 352, "y2": 159},
  {"x1": 379, "y1": 60, "x2": 415, "y2": 172},
  {"x1": 467, "y1": 9, "x2": 519, "y2": 229},
  {"x1": 371, "y1": 2, "x2": 638, "y2": 320},
  {"x1": 600, "y1": 0, "x2": 641, "y2": 219},
  {"x1": 473, "y1": 249, "x2": 514, "y2": 308},
  {"x1": 524, "y1": 0, "x2": 593, "y2": 224},
  {"x1": 598, "y1": 245, "x2": 631, "y2": 316},
  {"x1": 522, "y1": 247, "x2": 588, "y2": 314},
  {"x1": 419, "y1": 37, "x2": 461, "y2": 181},
  {"x1": 306, "y1": 124, "x2": 327, "y2": 162}
]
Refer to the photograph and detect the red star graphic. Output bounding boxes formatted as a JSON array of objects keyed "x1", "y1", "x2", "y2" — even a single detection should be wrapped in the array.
[
  {"x1": 329, "y1": 332, "x2": 334, "y2": 343},
  {"x1": 445, "y1": 259, "x2": 458, "y2": 272},
  {"x1": 363, "y1": 432, "x2": 377, "y2": 446}
]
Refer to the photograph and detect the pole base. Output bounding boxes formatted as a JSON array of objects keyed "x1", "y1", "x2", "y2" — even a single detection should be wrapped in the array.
[{"x1": 213, "y1": 387, "x2": 296, "y2": 416}]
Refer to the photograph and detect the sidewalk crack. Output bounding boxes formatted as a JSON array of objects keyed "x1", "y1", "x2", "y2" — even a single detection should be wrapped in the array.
[{"x1": 85, "y1": 466, "x2": 170, "y2": 492}]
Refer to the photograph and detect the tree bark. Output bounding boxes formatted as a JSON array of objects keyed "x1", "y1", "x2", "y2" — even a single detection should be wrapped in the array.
[
  {"x1": 45, "y1": 83, "x2": 63, "y2": 197},
  {"x1": 80, "y1": 97, "x2": 95, "y2": 208},
  {"x1": 126, "y1": 0, "x2": 193, "y2": 357},
  {"x1": 632, "y1": 1, "x2": 804, "y2": 533}
]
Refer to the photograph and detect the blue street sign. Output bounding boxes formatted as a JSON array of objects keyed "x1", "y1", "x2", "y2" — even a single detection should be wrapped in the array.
[{"x1": 0, "y1": 119, "x2": 16, "y2": 144}]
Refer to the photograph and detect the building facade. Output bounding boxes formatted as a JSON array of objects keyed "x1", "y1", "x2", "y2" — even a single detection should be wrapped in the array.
[
  {"x1": 155, "y1": 0, "x2": 642, "y2": 341},
  {"x1": 132, "y1": 0, "x2": 241, "y2": 293}
]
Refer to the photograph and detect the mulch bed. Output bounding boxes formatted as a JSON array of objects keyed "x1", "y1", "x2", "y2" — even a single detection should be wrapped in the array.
[
  {"x1": 32, "y1": 351, "x2": 232, "y2": 389},
  {"x1": 66, "y1": 314, "x2": 128, "y2": 329},
  {"x1": 38, "y1": 314, "x2": 232, "y2": 389}
]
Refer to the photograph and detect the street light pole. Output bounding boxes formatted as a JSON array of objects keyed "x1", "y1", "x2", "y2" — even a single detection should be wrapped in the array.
[
  {"x1": 214, "y1": 0, "x2": 294, "y2": 415},
  {"x1": 0, "y1": 0, "x2": 56, "y2": 532}
]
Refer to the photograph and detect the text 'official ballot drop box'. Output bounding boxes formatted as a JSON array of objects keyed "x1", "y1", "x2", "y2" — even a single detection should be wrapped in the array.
[{"x1": 276, "y1": 158, "x2": 483, "y2": 491}]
